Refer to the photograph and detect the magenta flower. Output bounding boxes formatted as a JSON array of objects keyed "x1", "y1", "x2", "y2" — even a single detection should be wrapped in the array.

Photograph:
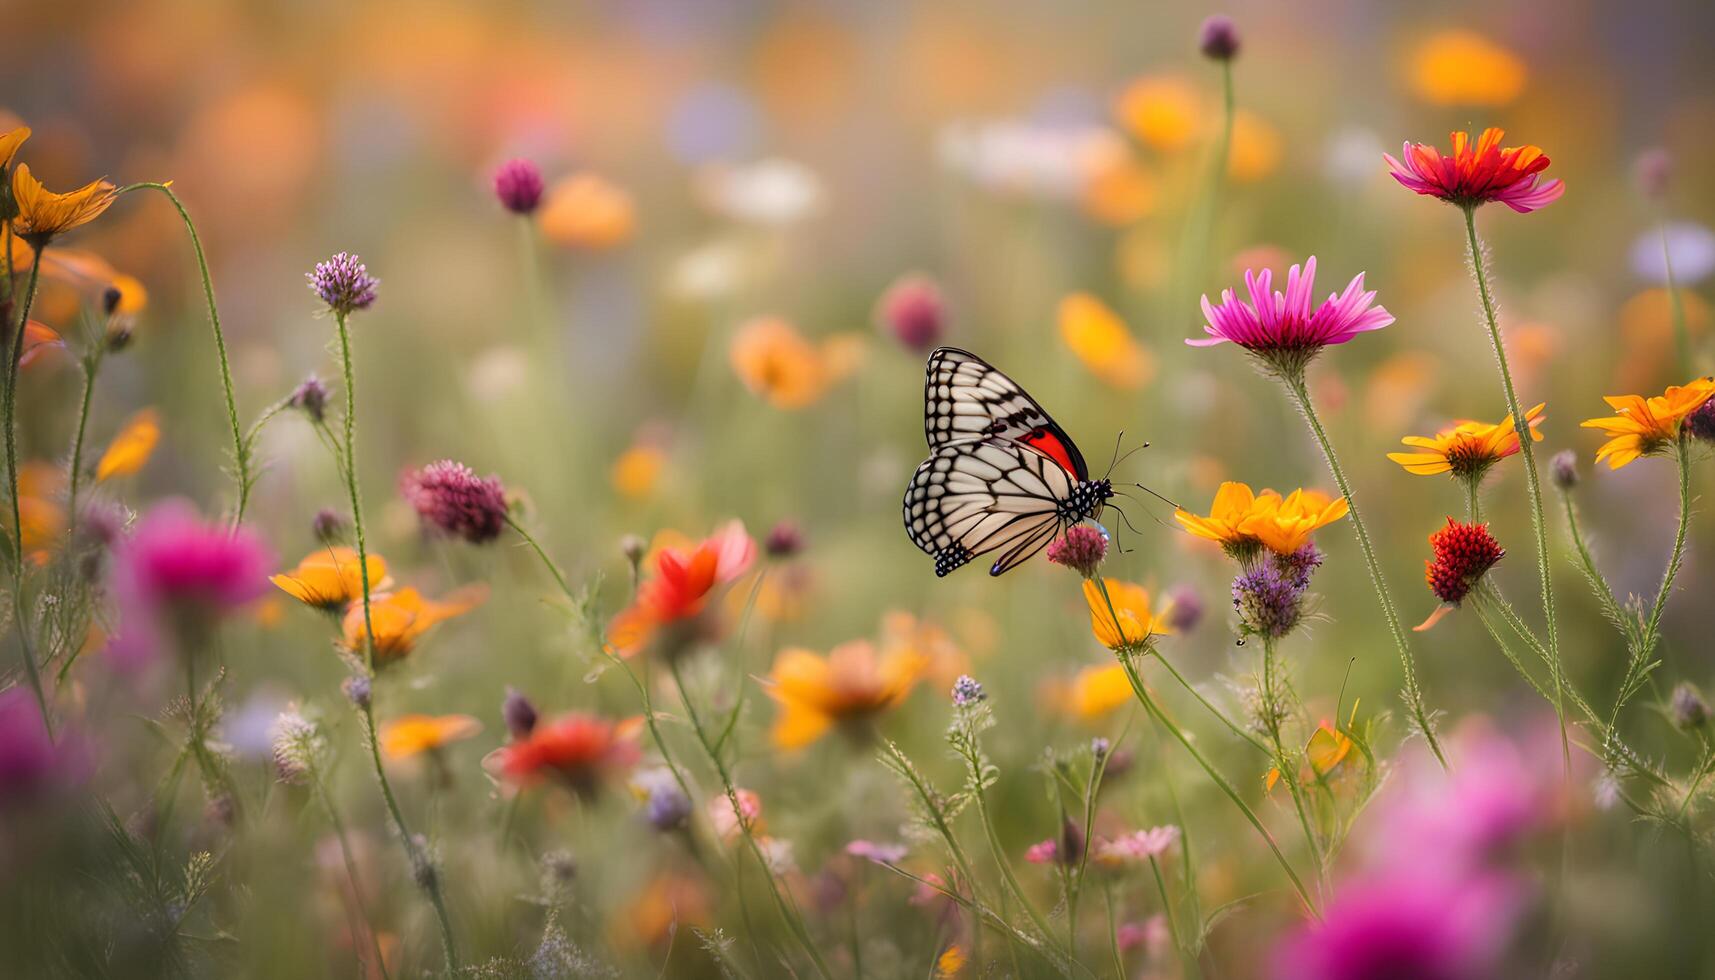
[
  {"x1": 307, "y1": 252, "x2": 379, "y2": 316},
  {"x1": 1273, "y1": 869, "x2": 1525, "y2": 980},
  {"x1": 1189, "y1": 257, "x2": 1393, "y2": 376},
  {"x1": 400, "y1": 459, "x2": 509, "y2": 544},
  {"x1": 845, "y1": 840, "x2": 908, "y2": 865},
  {"x1": 493, "y1": 158, "x2": 546, "y2": 215},
  {"x1": 1046, "y1": 524, "x2": 1107, "y2": 577},
  {"x1": 108, "y1": 500, "x2": 273, "y2": 668},
  {"x1": 875, "y1": 274, "x2": 947, "y2": 353},
  {"x1": 1383, "y1": 129, "x2": 1564, "y2": 214},
  {"x1": 0, "y1": 689, "x2": 90, "y2": 803}
]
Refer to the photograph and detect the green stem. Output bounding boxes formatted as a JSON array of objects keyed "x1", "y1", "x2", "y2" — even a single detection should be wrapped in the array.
[
  {"x1": 668, "y1": 657, "x2": 834, "y2": 980},
  {"x1": 310, "y1": 767, "x2": 393, "y2": 980},
  {"x1": 1262, "y1": 637, "x2": 1327, "y2": 888},
  {"x1": 1281, "y1": 373, "x2": 1445, "y2": 767},
  {"x1": 1462, "y1": 206, "x2": 1568, "y2": 780},
  {"x1": 1102, "y1": 879, "x2": 1127, "y2": 980},
  {"x1": 1643, "y1": 434, "x2": 1692, "y2": 647},
  {"x1": 333, "y1": 308, "x2": 457, "y2": 971},
  {"x1": 1658, "y1": 217, "x2": 1693, "y2": 376},
  {"x1": 502, "y1": 513, "x2": 574, "y2": 597},
  {"x1": 4, "y1": 249, "x2": 48, "y2": 738},
  {"x1": 64, "y1": 350, "x2": 102, "y2": 532},
  {"x1": 119, "y1": 183, "x2": 249, "y2": 522},
  {"x1": 1151, "y1": 648, "x2": 1269, "y2": 755}
]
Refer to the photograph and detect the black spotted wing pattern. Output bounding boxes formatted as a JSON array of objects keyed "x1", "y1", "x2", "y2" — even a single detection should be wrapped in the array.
[{"x1": 923, "y1": 347, "x2": 1089, "y2": 480}]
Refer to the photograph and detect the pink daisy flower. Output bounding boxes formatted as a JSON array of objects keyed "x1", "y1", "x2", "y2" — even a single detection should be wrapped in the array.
[{"x1": 1189, "y1": 257, "x2": 1393, "y2": 375}]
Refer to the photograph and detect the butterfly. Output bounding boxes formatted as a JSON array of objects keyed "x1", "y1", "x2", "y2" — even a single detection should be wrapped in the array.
[{"x1": 903, "y1": 347, "x2": 1116, "y2": 577}]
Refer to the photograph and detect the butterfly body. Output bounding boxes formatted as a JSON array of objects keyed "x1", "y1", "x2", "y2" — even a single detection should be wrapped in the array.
[{"x1": 904, "y1": 348, "x2": 1115, "y2": 577}]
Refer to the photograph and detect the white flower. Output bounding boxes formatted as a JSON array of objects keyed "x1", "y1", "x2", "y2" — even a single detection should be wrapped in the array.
[
  {"x1": 1631, "y1": 222, "x2": 1715, "y2": 285},
  {"x1": 937, "y1": 119, "x2": 1123, "y2": 200},
  {"x1": 697, "y1": 158, "x2": 824, "y2": 226}
]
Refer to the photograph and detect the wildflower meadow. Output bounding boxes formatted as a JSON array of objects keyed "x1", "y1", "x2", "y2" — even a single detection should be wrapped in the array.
[{"x1": 8, "y1": 3, "x2": 1715, "y2": 978}]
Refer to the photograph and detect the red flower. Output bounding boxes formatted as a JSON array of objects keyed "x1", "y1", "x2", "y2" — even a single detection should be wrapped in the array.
[
  {"x1": 1425, "y1": 519, "x2": 1504, "y2": 604},
  {"x1": 490, "y1": 712, "x2": 641, "y2": 796},
  {"x1": 608, "y1": 521, "x2": 756, "y2": 656},
  {"x1": 1385, "y1": 128, "x2": 1564, "y2": 213}
]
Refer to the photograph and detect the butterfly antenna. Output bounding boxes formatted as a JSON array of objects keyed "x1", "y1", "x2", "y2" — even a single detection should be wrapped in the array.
[
  {"x1": 1104, "y1": 436, "x2": 1151, "y2": 481},
  {"x1": 1133, "y1": 483, "x2": 1185, "y2": 512},
  {"x1": 1103, "y1": 431, "x2": 1125, "y2": 480},
  {"x1": 1110, "y1": 490, "x2": 1177, "y2": 534}
]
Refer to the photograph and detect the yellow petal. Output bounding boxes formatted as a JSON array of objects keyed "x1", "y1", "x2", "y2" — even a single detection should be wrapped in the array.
[{"x1": 96, "y1": 408, "x2": 160, "y2": 481}]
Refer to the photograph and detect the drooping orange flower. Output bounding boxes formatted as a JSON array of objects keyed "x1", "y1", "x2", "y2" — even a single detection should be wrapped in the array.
[
  {"x1": 1581, "y1": 378, "x2": 1715, "y2": 469},
  {"x1": 341, "y1": 585, "x2": 487, "y2": 664},
  {"x1": 1175, "y1": 482, "x2": 1348, "y2": 558},
  {"x1": 379, "y1": 713, "x2": 482, "y2": 761},
  {"x1": 764, "y1": 640, "x2": 925, "y2": 749},
  {"x1": 1082, "y1": 578, "x2": 1170, "y2": 652},
  {"x1": 490, "y1": 712, "x2": 642, "y2": 795},
  {"x1": 608, "y1": 521, "x2": 756, "y2": 657},
  {"x1": 0, "y1": 126, "x2": 28, "y2": 169},
  {"x1": 95, "y1": 408, "x2": 161, "y2": 482},
  {"x1": 272, "y1": 547, "x2": 390, "y2": 613},
  {"x1": 9, "y1": 163, "x2": 119, "y2": 246},
  {"x1": 1058, "y1": 293, "x2": 1154, "y2": 390},
  {"x1": 1388, "y1": 403, "x2": 1545, "y2": 478},
  {"x1": 728, "y1": 317, "x2": 864, "y2": 409}
]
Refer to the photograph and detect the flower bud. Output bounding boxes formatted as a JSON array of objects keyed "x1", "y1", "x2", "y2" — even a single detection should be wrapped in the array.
[
  {"x1": 764, "y1": 520, "x2": 804, "y2": 558},
  {"x1": 312, "y1": 508, "x2": 348, "y2": 545},
  {"x1": 1198, "y1": 15, "x2": 1241, "y2": 60},
  {"x1": 502, "y1": 687, "x2": 539, "y2": 739},
  {"x1": 1671, "y1": 682, "x2": 1709, "y2": 731},
  {"x1": 1550, "y1": 449, "x2": 1579, "y2": 490},
  {"x1": 493, "y1": 159, "x2": 546, "y2": 215},
  {"x1": 1686, "y1": 398, "x2": 1715, "y2": 445},
  {"x1": 342, "y1": 674, "x2": 372, "y2": 710},
  {"x1": 951, "y1": 674, "x2": 985, "y2": 707},
  {"x1": 289, "y1": 375, "x2": 330, "y2": 423},
  {"x1": 620, "y1": 534, "x2": 647, "y2": 565}
]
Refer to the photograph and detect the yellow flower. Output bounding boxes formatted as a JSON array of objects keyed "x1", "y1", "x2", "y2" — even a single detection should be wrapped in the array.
[
  {"x1": 1175, "y1": 482, "x2": 1347, "y2": 557},
  {"x1": 729, "y1": 317, "x2": 863, "y2": 409},
  {"x1": 539, "y1": 173, "x2": 635, "y2": 249},
  {"x1": 1047, "y1": 662, "x2": 1135, "y2": 721},
  {"x1": 935, "y1": 944, "x2": 967, "y2": 978},
  {"x1": 16, "y1": 461, "x2": 64, "y2": 566},
  {"x1": 1082, "y1": 578, "x2": 1167, "y2": 652},
  {"x1": 764, "y1": 640, "x2": 924, "y2": 749},
  {"x1": 380, "y1": 714, "x2": 483, "y2": 761},
  {"x1": 272, "y1": 547, "x2": 391, "y2": 612},
  {"x1": 95, "y1": 408, "x2": 160, "y2": 482},
  {"x1": 1227, "y1": 110, "x2": 1282, "y2": 182},
  {"x1": 1114, "y1": 74, "x2": 1200, "y2": 152},
  {"x1": 0, "y1": 125, "x2": 28, "y2": 169},
  {"x1": 1058, "y1": 293, "x2": 1154, "y2": 391},
  {"x1": 1409, "y1": 31, "x2": 1526, "y2": 107},
  {"x1": 610, "y1": 444, "x2": 666, "y2": 499},
  {"x1": 1581, "y1": 378, "x2": 1715, "y2": 469},
  {"x1": 1388, "y1": 403, "x2": 1545, "y2": 477},
  {"x1": 342, "y1": 585, "x2": 488, "y2": 664},
  {"x1": 10, "y1": 163, "x2": 119, "y2": 246}
]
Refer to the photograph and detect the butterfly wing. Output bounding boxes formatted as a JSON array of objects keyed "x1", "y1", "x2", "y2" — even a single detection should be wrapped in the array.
[
  {"x1": 924, "y1": 347, "x2": 1089, "y2": 480},
  {"x1": 903, "y1": 438, "x2": 1073, "y2": 577}
]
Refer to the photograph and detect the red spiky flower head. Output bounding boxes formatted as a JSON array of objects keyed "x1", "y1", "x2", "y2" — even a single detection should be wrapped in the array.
[{"x1": 1425, "y1": 518, "x2": 1504, "y2": 605}]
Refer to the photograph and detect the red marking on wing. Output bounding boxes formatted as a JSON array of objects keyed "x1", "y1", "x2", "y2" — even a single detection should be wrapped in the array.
[{"x1": 1022, "y1": 430, "x2": 1078, "y2": 476}]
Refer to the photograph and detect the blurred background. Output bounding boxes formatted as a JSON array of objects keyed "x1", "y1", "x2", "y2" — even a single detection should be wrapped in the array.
[{"x1": 5, "y1": 0, "x2": 1715, "y2": 976}]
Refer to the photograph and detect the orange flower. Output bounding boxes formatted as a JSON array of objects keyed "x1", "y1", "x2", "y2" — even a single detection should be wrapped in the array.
[
  {"x1": 1265, "y1": 718, "x2": 1357, "y2": 792},
  {"x1": 272, "y1": 547, "x2": 390, "y2": 612},
  {"x1": 1114, "y1": 74, "x2": 1200, "y2": 152},
  {"x1": 764, "y1": 640, "x2": 925, "y2": 749},
  {"x1": 1044, "y1": 662, "x2": 1135, "y2": 721},
  {"x1": 1082, "y1": 578, "x2": 1168, "y2": 652},
  {"x1": 1581, "y1": 378, "x2": 1715, "y2": 469},
  {"x1": 1058, "y1": 293, "x2": 1154, "y2": 390},
  {"x1": 539, "y1": 173, "x2": 635, "y2": 249},
  {"x1": 490, "y1": 712, "x2": 641, "y2": 795},
  {"x1": 10, "y1": 163, "x2": 119, "y2": 246},
  {"x1": 95, "y1": 408, "x2": 160, "y2": 482},
  {"x1": 610, "y1": 444, "x2": 665, "y2": 499},
  {"x1": 1409, "y1": 31, "x2": 1526, "y2": 107},
  {"x1": 617, "y1": 874, "x2": 711, "y2": 949},
  {"x1": 15, "y1": 461, "x2": 65, "y2": 566},
  {"x1": 18, "y1": 320, "x2": 63, "y2": 370},
  {"x1": 879, "y1": 610, "x2": 969, "y2": 687},
  {"x1": 728, "y1": 317, "x2": 864, "y2": 409},
  {"x1": 1385, "y1": 128, "x2": 1563, "y2": 213},
  {"x1": 608, "y1": 521, "x2": 756, "y2": 657},
  {"x1": 1175, "y1": 482, "x2": 1347, "y2": 557},
  {"x1": 341, "y1": 585, "x2": 487, "y2": 664},
  {"x1": 379, "y1": 713, "x2": 482, "y2": 761},
  {"x1": 0, "y1": 126, "x2": 28, "y2": 169},
  {"x1": 1388, "y1": 403, "x2": 1545, "y2": 478}
]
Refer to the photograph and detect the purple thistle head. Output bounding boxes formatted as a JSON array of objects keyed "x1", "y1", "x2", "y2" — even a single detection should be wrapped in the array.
[
  {"x1": 1671, "y1": 682, "x2": 1710, "y2": 731},
  {"x1": 1189, "y1": 257, "x2": 1393, "y2": 378},
  {"x1": 288, "y1": 374, "x2": 330, "y2": 423},
  {"x1": 1161, "y1": 584, "x2": 1204, "y2": 633},
  {"x1": 951, "y1": 674, "x2": 985, "y2": 708},
  {"x1": 307, "y1": 252, "x2": 379, "y2": 316},
  {"x1": 1273, "y1": 543, "x2": 1324, "y2": 590},
  {"x1": 1047, "y1": 525, "x2": 1108, "y2": 578},
  {"x1": 400, "y1": 459, "x2": 509, "y2": 544},
  {"x1": 764, "y1": 520, "x2": 804, "y2": 558},
  {"x1": 1198, "y1": 15, "x2": 1241, "y2": 60},
  {"x1": 876, "y1": 274, "x2": 947, "y2": 353},
  {"x1": 1232, "y1": 563, "x2": 1306, "y2": 640},
  {"x1": 1686, "y1": 396, "x2": 1715, "y2": 445},
  {"x1": 107, "y1": 500, "x2": 274, "y2": 668},
  {"x1": 1549, "y1": 449, "x2": 1579, "y2": 490},
  {"x1": 493, "y1": 158, "x2": 546, "y2": 215}
]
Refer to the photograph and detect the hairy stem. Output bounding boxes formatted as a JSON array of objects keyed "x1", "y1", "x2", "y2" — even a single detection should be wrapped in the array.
[
  {"x1": 120, "y1": 183, "x2": 249, "y2": 522},
  {"x1": 4, "y1": 250, "x2": 48, "y2": 737},
  {"x1": 1281, "y1": 373, "x2": 1445, "y2": 767}
]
